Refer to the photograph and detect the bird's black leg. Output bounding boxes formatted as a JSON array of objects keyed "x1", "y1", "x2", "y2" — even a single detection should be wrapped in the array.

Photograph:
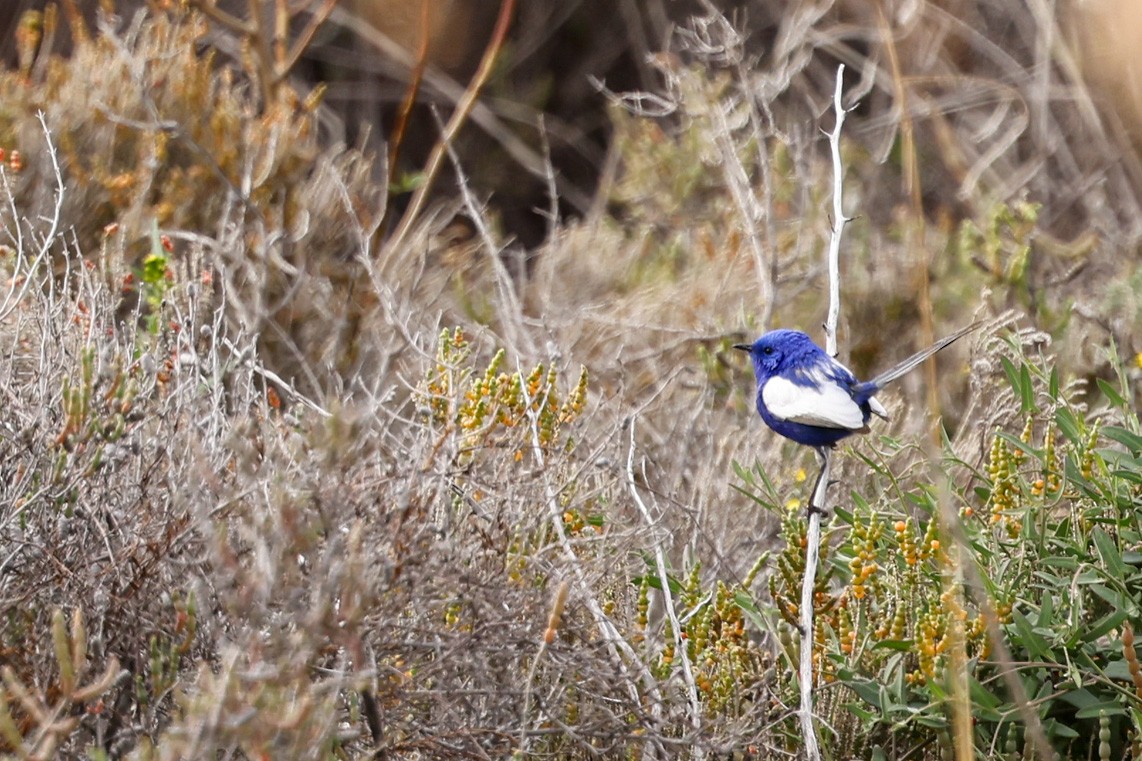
[{"x1": 806, "y1": 446, "x2": 832, "y2": 519}]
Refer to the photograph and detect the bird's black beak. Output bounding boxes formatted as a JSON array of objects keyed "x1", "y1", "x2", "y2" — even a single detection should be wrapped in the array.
[{"x1": 732, "y1": 343, "x2": 751, "y2": 353}]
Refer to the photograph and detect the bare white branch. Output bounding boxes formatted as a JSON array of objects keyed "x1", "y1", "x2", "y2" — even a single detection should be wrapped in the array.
[{"x1": 798, "y1": 63, "x2": 850, "y2": 761}]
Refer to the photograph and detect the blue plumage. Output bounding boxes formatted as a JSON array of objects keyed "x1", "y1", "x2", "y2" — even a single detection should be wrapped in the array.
[{"x1": 734, "y1": 324, "x2": 978, "y2": 450}]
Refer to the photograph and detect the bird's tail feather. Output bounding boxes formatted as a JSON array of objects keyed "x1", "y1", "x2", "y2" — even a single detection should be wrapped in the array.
[{"x1": 868, "y1": 321, "x2": 982, "y2": 389}]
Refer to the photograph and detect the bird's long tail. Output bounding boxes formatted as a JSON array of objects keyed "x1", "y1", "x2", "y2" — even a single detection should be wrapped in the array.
[{"x1": 865, "y1": 321, "x2": 982, "y2": 390}]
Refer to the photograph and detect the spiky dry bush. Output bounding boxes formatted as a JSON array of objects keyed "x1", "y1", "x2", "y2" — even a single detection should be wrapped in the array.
[
  {"x1": 0, "y1": 141, "x2": 784, "y2": 757},
  {"x1": 0, "y1": 8, "x2": 389, "y2": 395}
]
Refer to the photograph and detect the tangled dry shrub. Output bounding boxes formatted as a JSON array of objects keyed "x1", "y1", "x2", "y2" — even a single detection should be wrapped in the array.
[
  {"x1": 0, "y1": 159, "x2": 782, "y2": 756},
  {"x1": 0, "y1": 8, "x2": 391, "y2": 395}
]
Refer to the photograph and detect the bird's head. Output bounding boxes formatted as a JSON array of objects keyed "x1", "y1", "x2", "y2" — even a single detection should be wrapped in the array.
[{"x1": 733, "y1": 329, "x2": 816, "y2": 377}]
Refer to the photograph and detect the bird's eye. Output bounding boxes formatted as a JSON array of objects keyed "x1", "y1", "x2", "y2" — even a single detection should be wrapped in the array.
[{"x1": 763, "y1": 347, "x2": 774, "y2": 355}]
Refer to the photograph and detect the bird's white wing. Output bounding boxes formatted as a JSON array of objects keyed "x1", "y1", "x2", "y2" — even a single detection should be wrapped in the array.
[{"x1": 762, "y1": 374, "x2": 866, "y2": 430}]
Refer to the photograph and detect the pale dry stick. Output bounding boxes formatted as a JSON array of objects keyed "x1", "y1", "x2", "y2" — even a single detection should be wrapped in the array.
[
  {"x1": 268, "y1": 0, "x2": 338, "y2": 93},
  {"x1": 799, "y1": 444, "x2": 827, "y2": 761},
  {"x1": 517, "y1": 376, "x2": 668, "y2": 759},
  {"x1": 711, "y1": 100, "x2": 773, "y2": 329},
  {"x1": 823, "y1": 65, "x2": 848, "y2": 359},
  {"x1": 876, "y1": 6, "x2": 937, "y2": 412},
  {"x1": 219, "y1": 336, "x2": 332, "y2": 418},
  {"x1": 385, "y1": 0, "x2": 517, "y2": 255},
  {"x1": 184, "y1": 647, "x2": 241, "y2": 757},
  {"x1": 794, "y1": 63, "x2": 850, "y2": 761},
  {"x1": 0, "y1": 113, "x2": 64, "y2": 323},
  {"x1": 625, "y1": 417, "x2": 704, "y2": 759},
  {"x1": 193, "y1": 0, "x2": 338, "y2": 100},
  {"x1": 938, "y1": 485, "x2": 973, "y2": 761},
  {"x1": 941, "y1": 467, "x2": 1059, "y2": 761}
]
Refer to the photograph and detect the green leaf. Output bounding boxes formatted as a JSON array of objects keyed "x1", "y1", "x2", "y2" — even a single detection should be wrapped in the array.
[
  {"x1": 1075, "y1": 701, "x2": 1128, "y2": 719},
  {"x1": 1102, "y1": 659, "x2": 1133, "y2": 682},
  {"x1": 1000, "y1": 356, "x2": 1021, "y2": 399},
  {"x1": 1019, "y1": 364, "x2": 1035, "y2": 412},
  {"x1": 1036, "y1": 595, "x2": 1054, "y2": 628},
  {"x1": 968, "y1": 676, "x2": 1002, "y2": 710},
  {"x1": 1086, "y1": 608, "x2": 1129, "y2": 642},
  {"x1": 1042, "y1": 718, "x2": 1081, "y2": 739},
  {"x1": 1011, "y1": 609, "x2": 1052, "y2": 661},
  {"x1": 844, "y1": 702, "x2": 878, "y2": 722},
  {"x1": 1092, "y1": 528, "x2": 1127, "y2": 580},
  {"x1": 1056, "y1": 407, "x2": 1083, "y2": 445},
  {"x1": 1097, "y1": 378, "x2": 1129, "y2": 410},
  {"x1": 734, "y1": 591, "x2": 768, "y2": 631},
  {"x1": 635, "y1": 573, "x2": 683, "y2": 595},
  {"x1": 1103, "y1": 426, "x2": 1142, "y2": 455},
  {"x1": 872, "y1": 639, "x2": 913, "y2": 652},
  {"x1": 1049, "y1": 366, "x2": 1060, "y2": 400},
  {"x1": 845, "y1": 678, "x2": 886, "y2": 711},
  {"x1": 998, "y1": 431, "x2": 1040, "y2": 460}
]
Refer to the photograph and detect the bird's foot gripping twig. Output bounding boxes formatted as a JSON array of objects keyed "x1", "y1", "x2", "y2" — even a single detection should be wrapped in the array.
[
  {"x1": 806, "y1": 503, "x2": 829, "y2": 520},
  {"x1": 805, "y1": 447, "x2": 833, "y2": 519}
]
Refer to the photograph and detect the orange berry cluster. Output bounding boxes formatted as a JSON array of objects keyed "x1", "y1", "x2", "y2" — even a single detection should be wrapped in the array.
[
  {"x1": 894, "y1": 518, "x2": 919, "y2": 566},
  {"x1": 636, "y1": 559, "x2": 769, "y2": 716},
  {"x1": 688, "y1": 577, "x2": 766, "y2": 715},
  {"x1": 1029, "y1": 425, "x2": 1062, "y2": 498},
  {"x1": 906, "y1": 590, "x2": 990, "y2": 686},
  {"x1": 986, "y1": 425, "x2": 1025, "y2": 537},
  {"x1": 423, "y1": 327, "x2": 589, "y2": 462},
  {"x1": 848, "y1": 508, "x2": 884, "y2": 602},
  {"x1": 769, "y1": 511, "x2": 838, "y2": 631}
]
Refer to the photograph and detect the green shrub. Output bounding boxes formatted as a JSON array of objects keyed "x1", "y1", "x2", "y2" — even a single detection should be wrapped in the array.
[{"x1": 737, "y1": 336, "x2": 1142, "y2": 759}]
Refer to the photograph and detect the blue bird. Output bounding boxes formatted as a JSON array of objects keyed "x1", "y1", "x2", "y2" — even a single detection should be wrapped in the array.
[{"x1": 734, "y1": 324, "x2": 979, "y2": 451}]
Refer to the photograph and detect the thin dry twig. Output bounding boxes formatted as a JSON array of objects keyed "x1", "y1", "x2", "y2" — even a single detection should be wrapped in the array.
[
  {"x1": 626, "y1": 417, "x2": 704, "y2": 758},
  {"x1": 385, "y1": 0, "x2": 431, "y2": 195},
  {"x1": 383, "y1": 0, "x2": 517, "y2": 255}
]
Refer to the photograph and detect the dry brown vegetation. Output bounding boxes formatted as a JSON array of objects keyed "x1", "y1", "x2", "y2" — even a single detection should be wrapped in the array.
[{"x1": 0, "y1": 1, "x2": 1140, "y2": 759}]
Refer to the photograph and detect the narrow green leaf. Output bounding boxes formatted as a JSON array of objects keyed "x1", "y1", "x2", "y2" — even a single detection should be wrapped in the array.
[
  {"x1": 1036, "y1": 595, "x2": 1054, "y2": 628},
  {"x1": 1092, "y1": 528, "x2": 1127, "y2": 580},
  {"x1": 968, "y1": 676, "x2": 1002, "y2": 710},
  {"x1": 845, "y1": 703, "x2": 878, "y2": 722},
  {"x1": 1055, "y1": 407, "x2": 1083, "y2": 445},
  {"x1": 846, "y1": 679, "x2": 885, "y2": 710},
  {"x1": 1000, "y1": 356, "x2": 1021, "y2": 398},
  {"x1": 1042, "y1": 718, "x2": 1080, "y2": 739},
  {"x1": 1085, "y1": 608, "x2": 1129, "y2": 642},
  {"x1": 998, "y1": 431, "x2": 1040, "y2": 459},
  {"x1": 1049, "y1": 366, "x2": 1060, "y2": 400},
  {"x1": 1103, "y1": 426, "x2": 1142, "y2": 455},
  {"x1": 872, "y1": 639, "x2": 913, "y2": 652},
  {"x1": 1096, "y1": 378, "x2": 1128, "y2": 410},
  {"x1": 1011, "y1": 609, "x2": 1052, "y2": 661},
  {"x1": 1075, "y1": 701, "x2": 1128, "y2": 719},
  {"x1": 1019, "y1": 364, "x2": 1035, "y2": 412}
]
